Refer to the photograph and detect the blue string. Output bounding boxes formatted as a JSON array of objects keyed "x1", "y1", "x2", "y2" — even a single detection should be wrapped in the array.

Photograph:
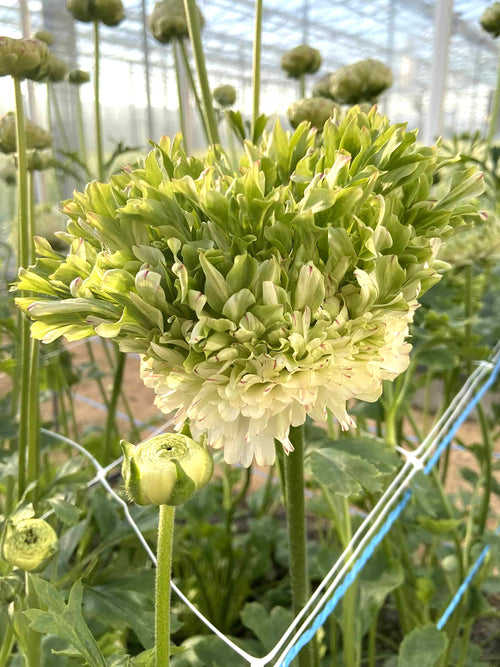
[{"x1": 279, "y1": 355, "x2": 500, "y2": 667}]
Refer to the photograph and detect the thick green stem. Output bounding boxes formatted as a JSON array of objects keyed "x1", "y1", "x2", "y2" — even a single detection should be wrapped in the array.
[
  {"x1": 75, "y1": 86, "x2": 89, "y2": 168},
  {"x1": 172, "y1": 41, "x2": 188, "y2": 152},
  {"x1": 284, "y1": 425, "x2": 314, "y2": 667},
  {"x1": 14, "y1": 76, "x2": 30, "y2": 500},
  {"x1": 93, "y1": 20, "x2": 104, "y2": 180},
  {"x1": 341, "y1": 497, "x2": 359, "y2": 667},
  {"x1": 485, "y1": 44, "x2": 500, "y2": 155},
  {"x1": 103, "y1": 350, "x2": 126, "y2": 462},
  {"x1": 178, "y1": 38, "x2": 210, "y2": 143},
  {"x1": 368, "y1": 614, "x2": 377, "y2": 667},
  {"x1": 156, "y1": 505, "x2": 175, "y2": 667},
  {"x1": 251, "y1": 0, "x2": 263, "y2": 139},
  {"x1": 183, "y1": 0, "x2": 220, "y2": 144},
  {"x1": 25, "y1": 574, "x2": 41, "y2": 667}
]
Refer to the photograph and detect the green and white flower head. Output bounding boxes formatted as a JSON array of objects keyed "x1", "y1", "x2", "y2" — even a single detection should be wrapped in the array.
[
  {"x1": 2, "y1": 518, "x2": 58, "y2": 572},
  {"x1": 121, "y1": 433, "x2": 213, "y2": 505},
  {"x1": 16, "y1": 108, "x2": 483, "y2": 466}
]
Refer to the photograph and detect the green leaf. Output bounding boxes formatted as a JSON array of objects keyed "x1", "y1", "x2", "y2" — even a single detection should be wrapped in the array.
[
  {"x1": 358, "y1": 553, "x2": 404, "y2": 634},
  {"x1": 240, "y1": 603, "x2": 293, "y2": 652},
  {"x1": 397, "y1": 625, "x2": 448, "y2": 667},
  {"x1": 48, "y1": 498, "x2": 81, "y2": 526},
  {"x1": 417, "y1": 517, "x2": 462, "y2": 535},
  {"x1": 25, "y1": 578, "x2": 107, "y2": 667}
]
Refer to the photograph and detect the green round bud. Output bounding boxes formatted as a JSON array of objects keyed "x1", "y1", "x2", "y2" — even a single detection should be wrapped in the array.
[
  {"x1": 281, "y1": 44, "x2": 322, "y2": 78},
  {"x1": 213, "y1": 84, "x2": 236, "y2": 108},
  {"x1": 94, "y1": 0, "x2": 125, "y2": 26},
  {"x1": 2, "y1": 518, "x2": 59, "y2": 572},
  {"x1": 0, "y1": 112, "x2": 52, "y2": 154},
  {"x1": 328, "y1": 59, "x2": 392, "y2": 105},
  {"x1": 0, "y1": 37, "x2": 50, "y2": 80},
  {"x1": 149, "y1": 0, "x2": 204, "y2": 44},
  {"x1": 47, "y1": 53, "x2": 68, "y2": 83},
  {"x1": 68, "y1": 68, "x2": 90, "y2": 84},
  {"x1": 0, "y1": 570, "x2": 24, "y2": 604},
  {"x1": 287, "y1": 97, "x2": 339, "y2": 130},
  {"x1": 66, "y1": 0, "x2": 95, "y2": 22},
  {"x1": 121, "y1": 433, "x2": 214, "y2": 506},
  {"x1": 442, "y1": 554, "x2": 459, "y2": 574},
  {"x1": 34, "y1": 30, "x2": 54, "y2": 45},
  {"x1": 27, "y1": 149, "x2": 52, "y2": 172},
  {"x1": 481, "y1": 2, "x2": 500, "y2": 37}
]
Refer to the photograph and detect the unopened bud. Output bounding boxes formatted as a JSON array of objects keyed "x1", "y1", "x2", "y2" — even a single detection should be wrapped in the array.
[
  {"x1": 287, "y1": 97, "x2": 339, "y2": 130},
  {"x1": 47, "y1": 53, "x2": 68, "y2": 83},
  {"x1": 481, "y1": 2, "x2": 500, "y2": 37},
  {"x1": 94, "y1": 0, "x2": 125, "y2": 26},
  {"x1": 213, "y1": 84, "x2": 236, "y2": 108},
  {"x1": 0, "y1": 112, "x2": 52, "y2": 154},
  {"x1": 34, "y1": 30, "x2": 54, "y2": 46},
  {"x1": 121, "y1": 433, "x2": 213, "y2": 506},
  {"x1": 149, "y1": 0, "x2": 204, "y2": 44},
  {"x1": 68, "y1": 68, "x2": 90, "y2": 84},
  {"x1": 0, "y1": 37, "x2": 49, "y2": 80},
  {"x1": 281, "y1": 44, "x2": 321, "y2": 79}
]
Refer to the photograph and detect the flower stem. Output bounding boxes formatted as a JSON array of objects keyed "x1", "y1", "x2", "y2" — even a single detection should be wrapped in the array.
[
  {"x1": 299, "y1": 74, "x2": 305, "y2": 99},
  {"x1": 476, "y1": 403, "x2": 492, "y2": 535},
  {"x1": 172, "y1": 41, "x2": 188, "y2": 151},
  {"x1": 48, "y1": 83, "x2": 71, "y2": 152},
  {"x1": 485, "y1": 43, "x2": 500, "y2": 155},
  {"x1": 340, "y1": 497, "x2": 359, "y2": 667},
  {"x1": 284, "y1": 425, "x2": 314, "y2": 667},
  {"x1": 251, "y1": 0, "x2": 263, "y2": 139},
  {"x1": 13, "y1": 76, "x2": 30, "y2": 500},
  {"x1": 103, "y1": 349, "x2": 126, "y2": 462},
  {"x1": 93, "y1": 19, "x2": 104, "y2": 180},
  {"x1": 156, "y1": 504, "x2": 175, "y2": 667},
  {"x1": 0, "y1": 624, "x2": 14, "y2": 667},
  {"x1": 182, "y1": 0, "x2": 220, "y2": 145},
  {"x1": 178, "y1": 38, "x2": 210, "y2": 143},
  {"x1": 76, "y1": 86, "x2": 89, "y2": 169}
]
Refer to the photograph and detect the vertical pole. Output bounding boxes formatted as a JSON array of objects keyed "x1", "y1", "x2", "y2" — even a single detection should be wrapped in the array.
[
  {"x1": 423, "y1": 0, "x2": 454, "y2": 144},
  {"x1": 384, "y1": 0, "x2": 396, "y2": 117},
  {"x1": 302, "y1": 0, "x2": 309, "y2": 44},
  {"x1": 140, "y1": 0, "x2": 155, "y2": 140}
]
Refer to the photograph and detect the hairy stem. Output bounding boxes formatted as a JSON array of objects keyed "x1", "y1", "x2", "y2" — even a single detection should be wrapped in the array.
[
  {"x1": 156, "y1": 505, "x2": 175, "y2": 667},
  {"x1": 103, "y1": 350, "x2": 126, "y2": 462}
]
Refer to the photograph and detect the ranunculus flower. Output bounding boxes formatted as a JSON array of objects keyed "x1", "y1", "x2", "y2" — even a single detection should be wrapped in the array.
[
  {"x1": 281, "y1": 45, "x2": 322, "y2": 79},
  {"x1": 287, "y1": 97, "x2": 339, "y2": 129},
  {"x1": 2, "y1": 518, "x2": 58, "y2": 572},
  {"x1": 15, "y1": 108, "x2": 484, "y2": 466},
  {"x1": 0, "y1": 112, "x2": 52, "y2": 154}
]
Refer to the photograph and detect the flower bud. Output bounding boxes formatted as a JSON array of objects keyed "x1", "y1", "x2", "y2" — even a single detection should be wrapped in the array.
[
  {"x1": 47, "y1": 53, "x2": 68, "y2": 83},
  {"x1": 0, "y1": 37, "x2": 49, "y2": 80},
  {"x1": 2, "y1": 518, "x2": 59, "y2": 572},
  {"x1": 281, "y1": 44, "x2": 322, "y2": 78},
  {"x1": 34, "y1": 30, "x2": 54, "y2": 45},
  {"x1": 26, "y1": 150, "x2": 52, "y2": 172},
  {"x1": 121, "y1": 433, "x2": 213, "y2": 506},
  {"x1": 213, "y1": 84, "x2": 236, "y2": 108},
  {"x1": 67, "y1": 0, "x2": 95, "y2": 22},
  {"x1": 0, "y1": 570, "x2": 24, "y2": 604},
  {"x1": 312, "y1": 72, "x2": 334, "y2": 99},
  {"x1": 149, "y1": 0, "x2": 204, "y2": 44},
  {"x1": 68, "y1": 68, "x2": 90, "y2": 84},
  {"x1": 328, "y1": 59, "x2": 392, "y2": 105},
  {"x1": 94, "y1": 0, "x2": 125, "y2": 26},
  {"x1": 481, "y1": 2, "x2": 500, "y2": 37},
  {"x1": 287, "y1": 97, "x2": 339, "y2": 130},
  {"x1": 0, "y1": 112, "x2": 52, "y2": 154}
]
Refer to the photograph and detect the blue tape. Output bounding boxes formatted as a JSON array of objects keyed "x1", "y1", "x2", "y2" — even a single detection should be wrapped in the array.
[{"x1": 279, "y1": 353, "x2": 500, "y2": 666}]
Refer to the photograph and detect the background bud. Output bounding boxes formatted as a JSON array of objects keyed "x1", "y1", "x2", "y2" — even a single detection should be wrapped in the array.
[
  {"x1": 0, "y1": 162, "x2": 16, "y2": 185},
  {"x1": 47, "y1": 53, "x2": 68, "y2": 82},
  {"x1": 94, "y1": 0, "x2": 125, "y2": 26},
  {"x1": 0, "y1": 112, "x2": 52, "y2": 154},
  {"x1": 312, "y1": 72, "x2": 335, "y2": 99},
  {"x1": 281, "y1": 44, "x2": 322, "y2": 78},
  {"x1": 68, "y1": 68, "x2": 90, "y2": 84},
  {"x1": 287, "y1": 97, "x2": 339, "y2": 129},
  {"x1": 481, "y1": 2, "x2": 500, "y2": 37},
  {"x1": 213, "y1": 84, "x2": 237, "y2": 108},
  {"x1": 26, "y1": 150, "x2": 52, "y2": 172},
  {"x1": 67, "y1": 0, "x2": 95, "y2": 23},
  {"x1": 328, "y1": 59, "x2": 393, "y2": 105},
  {"x1": 121, "y1": 433, "x2": 213, "y2": 506},
  {"x1": 149, "y1": 0, "x2": 204, "y2": 44},
  {"x1": 0, "y1": 37, "x2": 49, "y2": 80},
  {"x1": 34, "y1": 30, "x2": 54, "y2": 45},
  {"x1": 2, "y1": 518, "x2": 59, "y2": 572}
]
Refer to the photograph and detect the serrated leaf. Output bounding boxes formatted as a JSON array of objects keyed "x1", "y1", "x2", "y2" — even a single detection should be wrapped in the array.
[{"x1": 48, "y1": 498, "x2": 81, "y2": 525}]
